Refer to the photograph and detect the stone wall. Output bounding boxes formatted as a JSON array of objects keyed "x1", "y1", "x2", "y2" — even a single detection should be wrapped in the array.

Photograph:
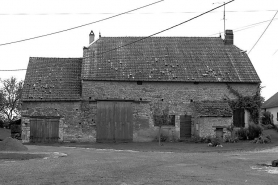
[
  {"x1": 21, "y1": 81, "x2": 259, "y2": 142},
  {"x1": 21, "y1": 101, "x2": 95, "y2": 142},
  {"x1": 82, "y1": 81, "x2": 258, "y2": 140},
  {"x1": 195, "y1": 117, "x2": 232, "y2": 138}
]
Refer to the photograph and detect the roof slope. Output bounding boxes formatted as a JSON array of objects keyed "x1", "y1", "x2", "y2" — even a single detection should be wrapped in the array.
[
  {"x1": 192, "y1": 101, "x2": 233, "y2": 117},
  {"x1": 22, "y1": 57, "x2": 82, "y2": 101},
  {"x1": 82, "y1": 37, "x2": 260, "y2": 83},
  {"x1": 262, "y1": 92, "x2": 278, "y2": 109}
]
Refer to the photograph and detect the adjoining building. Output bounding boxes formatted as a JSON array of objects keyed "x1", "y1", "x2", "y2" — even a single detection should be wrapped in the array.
[{"x1": 262, "y1": 92, "x2": 278, "y2": 126}]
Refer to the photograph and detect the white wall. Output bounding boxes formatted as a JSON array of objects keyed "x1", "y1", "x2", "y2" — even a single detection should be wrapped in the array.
[{"x1": 266, "y1": 107, "x2": 278, "y2": 126}]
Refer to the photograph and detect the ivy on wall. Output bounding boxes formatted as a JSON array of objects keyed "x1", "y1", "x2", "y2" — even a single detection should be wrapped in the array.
[{"x1": 226, "y1": 84, "x2": 263, "y2": 124}]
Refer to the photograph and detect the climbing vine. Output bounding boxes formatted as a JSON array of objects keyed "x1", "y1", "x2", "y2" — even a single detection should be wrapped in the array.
[{"x1": 226, "y1": 84, "x2": 263, "y2": 124}]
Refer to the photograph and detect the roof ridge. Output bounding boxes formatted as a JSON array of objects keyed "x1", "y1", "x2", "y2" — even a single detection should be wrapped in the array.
[{"x1": 99, "y1": 36, "x2": 221, "y2": 39}]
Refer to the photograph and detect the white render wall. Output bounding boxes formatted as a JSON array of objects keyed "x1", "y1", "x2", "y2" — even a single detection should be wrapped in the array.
[{"x1": 266, "y1": 107, "x2": 278, "y2": 126}]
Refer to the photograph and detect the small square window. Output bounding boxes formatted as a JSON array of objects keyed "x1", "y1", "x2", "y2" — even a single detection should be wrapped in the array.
[
  {"x1": 168, "y1": 115, "x2": 175, "y2": 126},
  {"x1": 154, "y1": 115, "x2": 175, "y2": 126}
]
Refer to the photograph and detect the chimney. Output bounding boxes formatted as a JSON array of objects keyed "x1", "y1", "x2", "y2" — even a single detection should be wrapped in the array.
[
  {"x1": 89, "y1": 30, "x2": 95, "y2": 44},
  {"x1": 224, "y1": 30, "x2": 233, "y2": 45},
  {"x1": 99, "y1": 32, "x2": 101, "y2": 38}
]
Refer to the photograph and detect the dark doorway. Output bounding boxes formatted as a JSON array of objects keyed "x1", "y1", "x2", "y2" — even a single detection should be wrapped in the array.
[
  {"x1": 233, "y1": 109, "x2": 245, "y2": 127},
  {"x1": 180, "y1": 115, "x2": 192, "y2": 138}
]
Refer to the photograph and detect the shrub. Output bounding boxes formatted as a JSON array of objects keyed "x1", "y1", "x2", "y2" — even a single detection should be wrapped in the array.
[
  {"x1": 155, "y1": 133, "x2": 168, "y2": 142},
  {"x1": 261, "y1": 124, "x2": 274, "y2": 130},
  {"x1": 236, "y1": 128, "x2": 248, "y2": 140},
  {"x1": 247, "y1": 124, "x2": 263, "y2": 140},
  {"x1": 261, "y1": 111, "x2": 272, "y2": 125},
  {"x1": 251, "y1": 135, "x2": 271, "y2": 144},
  {"x1": 210, "y1": 137, "x2": 220, "y2": 146},
  {"x1": 223, "y1": 135, "x2": 239, "y2": 143}
]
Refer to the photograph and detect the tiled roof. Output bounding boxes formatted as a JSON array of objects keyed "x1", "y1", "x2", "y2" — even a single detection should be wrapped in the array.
[
  {"x1": 192, "y1": 101, "x2": 232, "y2": 117},
  {"x1": 22, "y1": 57, "x2": 82, "y2": 101},
  {"x1": 82, "y1": 37, "x2": 260, "y2": 83},
  {"x1": 262, "y1": 92, "x2": 278, "y2": 109}
]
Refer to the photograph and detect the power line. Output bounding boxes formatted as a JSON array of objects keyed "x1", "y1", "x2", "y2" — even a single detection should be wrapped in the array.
[
  {"x1": 248, "y1": 10, "x2": 278, "y2": 55},
  {"x1": 97, "y1": 0, "x2": 235, "y2": 55},
  {"x1": 208, "y1": 18, "x2": 278, "y2": 36},
  {"x1": 0, "y1": 0, "x2": 164, "y2": 46},
  {"x1": 1, "y1": 10, "x2": 277, "y2": 15},
  {"x1": 1, "y1": 0, "x2": 235, "y2": 71}
]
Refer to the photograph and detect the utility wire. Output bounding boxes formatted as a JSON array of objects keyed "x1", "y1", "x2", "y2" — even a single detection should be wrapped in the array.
[
  {"x1": 1, "y1": 9, "x2": 277, "y2": 15},
  {"x1": 0, "y1": 0, "x2": 164, "y2": 46},
  {"x1": 97, "y1": 0, "x2": 235, "y2": 55},
  {"x1": 1, "y1": 0, "x2": 235, "y2": 71},
  {"x1": 248, "y1": 10, "x2": 278, "y2": 54},
  {"x1": 208, "y1": 18, "x2": 278, "y2": 36}
]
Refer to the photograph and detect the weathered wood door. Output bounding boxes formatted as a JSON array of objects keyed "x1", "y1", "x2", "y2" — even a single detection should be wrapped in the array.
[
  {"x1": 30, "y1": 118, "x2": 59, "y2": 143},
  {"x1": 233, "y1": 109, "x2": 245, "y2": 127},
  {"x1": 96, "y1": 101, "x2": 133, "y2": 142},
  {"x1": 180, "y1": 115, "x2": 192, "y2": 138}
]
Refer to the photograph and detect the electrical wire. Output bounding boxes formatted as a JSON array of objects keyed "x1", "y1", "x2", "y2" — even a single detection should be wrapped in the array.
[
  {"x1": 248, "y1": 10, "x2": 278, "y2": 54},
  {"x1": 0, "y1": 0, "x2": 235, "y2": 71},
  {"x1": 1, "y1": 10, "x2": 277, "y2": 15},
  {"x1": 0, "y1": 0, "x2": 164, "y2": 46},
  {"x1": 97, "y1": 0, "x2": 235, "y2": 55},
  {"x1": 208, "y1": 18, "x2": 278, "y2": 36}
]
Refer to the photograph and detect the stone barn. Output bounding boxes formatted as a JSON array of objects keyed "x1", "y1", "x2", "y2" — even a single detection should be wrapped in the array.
[{"x1": 21, "y1": 30, "x2": 261, "y2": 143}]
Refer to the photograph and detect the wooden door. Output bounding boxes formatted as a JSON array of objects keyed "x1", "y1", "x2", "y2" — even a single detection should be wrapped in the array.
[
  {"x1": 96, "y1": 101, "x2": 133, "y2": 142},
  {"x1": 233, "y1": 109, "x2": 245, "y2": 127},
  {"x1": 114, "y1": 102, "x2": 133, "y2": 142},
  {"x1": 180, "y1": 115, "x2": 192, "y2": 138},
  {"x1": 30, "y1": 118, "x2": 59, "y2": 143},
  {"x1": 96, "y1": 101, "x2": 115, "y2": 142}
]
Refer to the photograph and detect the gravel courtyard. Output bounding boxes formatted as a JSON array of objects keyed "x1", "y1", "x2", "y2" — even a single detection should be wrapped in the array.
[{"x1": 0, "y1": 144, "x2": 278, "y2": 185}]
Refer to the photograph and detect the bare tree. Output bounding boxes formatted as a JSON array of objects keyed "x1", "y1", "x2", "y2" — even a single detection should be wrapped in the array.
[{"x1": 0, "y1": 77, "x2": 23, "y2": 121}]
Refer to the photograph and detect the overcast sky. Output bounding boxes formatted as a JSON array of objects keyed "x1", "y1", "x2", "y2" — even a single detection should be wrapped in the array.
[{"x1": 0, "y1": 0, "x2": 277, "y2": 100}]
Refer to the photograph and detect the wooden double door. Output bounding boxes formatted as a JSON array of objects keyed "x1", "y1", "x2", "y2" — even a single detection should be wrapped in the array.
[
  {"x1": 96, "y1": 101, "x2": 133, "y2": 142},
  {"x1": 29, "y1": 118, "x2": 59, "y2": 143}
]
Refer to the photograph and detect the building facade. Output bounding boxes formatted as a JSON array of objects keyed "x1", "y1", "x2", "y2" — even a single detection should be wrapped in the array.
[{"x1": 21, "y1": 30, "x2": 261, "y2": 143}]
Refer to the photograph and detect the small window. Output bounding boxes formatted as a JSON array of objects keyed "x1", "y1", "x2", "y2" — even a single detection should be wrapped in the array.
[
  {"x1": 137, "y1": 81, "x2": 143, "y2": 85},
  {"x1": 168, "y1": 115, "x2": 175, "y2": 126},
  {"x1": 154, "y1": 115, "x2": 175, "y2": 126}
]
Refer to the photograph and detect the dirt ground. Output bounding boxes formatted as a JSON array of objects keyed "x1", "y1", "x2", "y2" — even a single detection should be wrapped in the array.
[
  {"x1": 1, "y1": 143, "x2": 278, "y2": 185},
  {"x1": 0, "y1": 128, "x2": 10, "y2": 141}
]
